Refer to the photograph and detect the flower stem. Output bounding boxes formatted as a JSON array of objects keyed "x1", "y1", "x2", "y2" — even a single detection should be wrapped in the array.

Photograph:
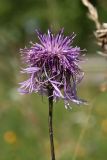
[{"x1": 48, "y1": 89, "x2": 55, "y2": 160}]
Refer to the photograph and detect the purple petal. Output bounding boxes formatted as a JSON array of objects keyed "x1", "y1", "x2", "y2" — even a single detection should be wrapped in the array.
[{"x1": 21, "y1": 67, "x2": 40, "y2": 74}]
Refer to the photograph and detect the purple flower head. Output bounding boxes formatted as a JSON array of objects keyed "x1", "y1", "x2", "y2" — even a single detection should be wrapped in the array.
[{"x1": 19, "y1": 28, "x2": 87, "y2": 109}]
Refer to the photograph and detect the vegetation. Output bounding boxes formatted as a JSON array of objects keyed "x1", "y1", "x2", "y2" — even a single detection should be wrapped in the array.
[{"x1": 0, "y1": 0, "x2": 107, "y2": 159}]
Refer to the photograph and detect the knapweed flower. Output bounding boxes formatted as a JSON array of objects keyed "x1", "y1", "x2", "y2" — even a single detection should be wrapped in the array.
[{"x1": 19, "y1": 28, "x2": 86, "y2": 109}]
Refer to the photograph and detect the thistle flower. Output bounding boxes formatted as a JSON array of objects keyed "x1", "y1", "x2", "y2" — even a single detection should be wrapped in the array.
[{"x1": 19, "y1": 28, "x2": 86, "y2": 109}]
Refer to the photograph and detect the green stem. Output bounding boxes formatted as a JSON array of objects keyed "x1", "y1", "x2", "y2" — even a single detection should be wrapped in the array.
[{"x1": 48, "y1": 89, "x2": 55, "y2": 160}]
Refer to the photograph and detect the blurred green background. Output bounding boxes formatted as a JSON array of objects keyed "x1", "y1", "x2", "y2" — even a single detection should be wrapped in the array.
[{"x1": 0, "y1": 0, "x2": 107, "y2": 160}]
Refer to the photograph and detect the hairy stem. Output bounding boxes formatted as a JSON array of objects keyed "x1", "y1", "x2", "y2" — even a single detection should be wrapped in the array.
[{"x1": 48, "y1": 89, "x2": 55, "y2": 160}]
